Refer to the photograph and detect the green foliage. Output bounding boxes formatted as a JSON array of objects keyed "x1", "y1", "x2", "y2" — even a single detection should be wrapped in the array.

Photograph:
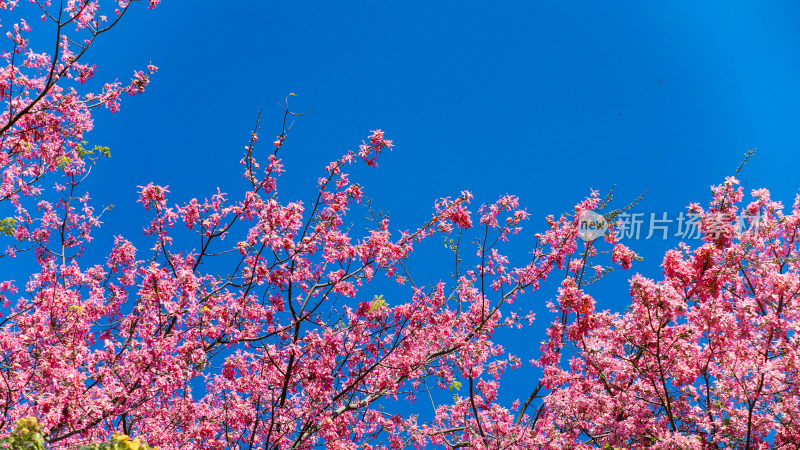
[
  {"x1": 60, "y1": 141, "x2": 112, "y2": 170},
  {"x1": 442, "y1": 237, "x2": 462, "y2": 264},
  {"x1": 76, "y1": 141, "x2": 111, "y2": 161},
  {"x1": 0, "y1": 418, "x2": 45, "y2": 449},
  {"x1": 57, "y1": 156, "x2": 72, "y2": 169},
  {"x1": 368, "y1": 294, "x2": 388, "y2": 313},
  {"x1": 76, "y1": 434, "x2": 155, "y2": 450},
  {"x1": 0, "y1": 217, "x2": 17, "y2": 237},
  {"x1": 447, "y1": 380, "x2": 462, "y2": 392},
  {"x1": 0, "y1": 418, "x2": 155, "y2": 450}
]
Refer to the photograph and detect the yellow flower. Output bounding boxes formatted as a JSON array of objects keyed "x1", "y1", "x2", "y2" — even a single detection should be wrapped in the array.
[{"x1": 113, "y1": 433, "x2": 153, "y2": 450}]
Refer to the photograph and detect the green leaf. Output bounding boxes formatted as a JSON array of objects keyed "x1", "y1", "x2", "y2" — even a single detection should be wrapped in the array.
[
  {"x1": 448, "y1": 380, "x2": 462, "y2": 392},
  {"x1": 95, "y1": 145, "x2": 111, "y2": 158},
  {"x1": 74, "y1": 142, "x2": 111, "y2": 165},
  {"x1": 0, "y1": 217, "x2": 17, "y2": 236},
  {"x1": 57, "y1": 155, "x2": 72, "y2": 169},
  {"x1": 368, "y1": 294, "x2": 388, "y2": 313}
]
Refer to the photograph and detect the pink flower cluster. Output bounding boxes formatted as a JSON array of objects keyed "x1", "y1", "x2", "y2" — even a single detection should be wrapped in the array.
[{"x1": 1, "y1": 3, "x2": 799, "y2": 449}]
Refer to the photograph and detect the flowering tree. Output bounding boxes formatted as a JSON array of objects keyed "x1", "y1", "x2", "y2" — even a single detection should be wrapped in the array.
[{"x1": 2, "y1": 2, "x2": 800, "y2": 450}]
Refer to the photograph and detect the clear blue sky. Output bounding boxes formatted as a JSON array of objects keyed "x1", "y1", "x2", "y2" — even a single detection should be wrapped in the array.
[
  {"x1": 80, "y1": 0, "x2": 800, "y2": 299},
  {"x1": 8, "y1": 0, "x2": 800, "y2": 416}
]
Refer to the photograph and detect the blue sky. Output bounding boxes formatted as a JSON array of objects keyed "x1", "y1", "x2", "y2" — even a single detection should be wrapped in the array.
[
  {"x1": 78, "y1": 0, "x2": 800, "y2": 300},
  {"x1": 6, "y1": 0, "x2": 800, "y2": 422}
]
